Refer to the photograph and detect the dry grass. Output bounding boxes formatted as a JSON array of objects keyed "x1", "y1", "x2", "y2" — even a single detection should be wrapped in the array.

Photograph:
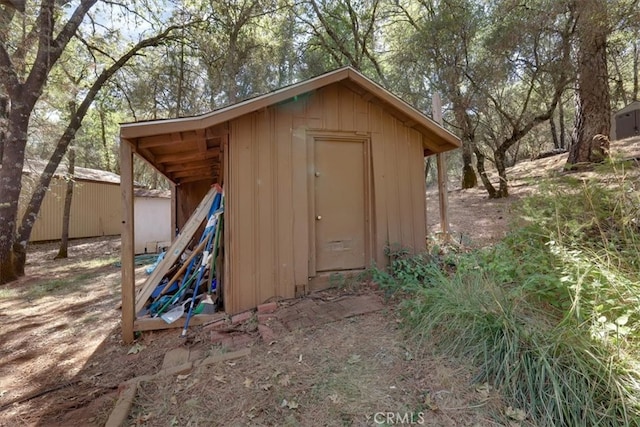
[{"x1": 130, "y1": 308, "x2": 503, "y2": 426}]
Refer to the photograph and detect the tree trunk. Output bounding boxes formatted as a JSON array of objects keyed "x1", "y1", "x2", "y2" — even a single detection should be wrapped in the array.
[
  {"x1": 494, "y1": 149, "x2": 509, "y2": 198},
  {"x1": 99, "y1": 107, "x2": 111, "y2": 171},
  {"x1": 0, "y1": 95, "x2": 7, "y2": 164},
  {"x1": 461, "y1": 141, "x2": 477, "y2": 189},
  {"x1": 567, "y1": 0, "x2": 611, "y2": 165},
  {"x1": 634, "y1": 38, "x2": 639, "y2": 101},
  {"x1": 424, "y1": 156, "x2": 432, "y2": 182},
  {"x1": 474, "y1": 146, "x2": 497, "y2": 199},
  {"x1": 550, "y1": 115, "x2": 560, "y2": 149},
  {"x1": 558, "y1": 98, "x2": 566, "y2": 149},
  {"x1": 10, "y1": 25, "x2": 180, "y2": 278},
  {"x1": 451, "y1": 97, "x2": 477, "y2": 189},
  {"x1": 0, "y1": 105, "x2": 29, "y2": 284},
  {"x1": 55, "y1": 147, "x2": 75, "y2": 259}
]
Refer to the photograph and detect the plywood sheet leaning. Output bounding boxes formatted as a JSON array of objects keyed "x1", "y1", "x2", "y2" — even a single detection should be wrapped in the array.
[{"x1": 135, "y1": 186, "x2": 218, "y2": 313}]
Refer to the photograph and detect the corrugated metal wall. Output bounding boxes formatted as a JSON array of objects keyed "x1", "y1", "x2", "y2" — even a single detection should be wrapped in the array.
[
  {"x1": 134, "y1": 197, "x2": 172, "y2": 254},
  {"x1": 19, "y1": 177, "x2": 122, "y2": 242},
  {"x1": 226, "y1": 83, "x2": 427, "y2": 313}
]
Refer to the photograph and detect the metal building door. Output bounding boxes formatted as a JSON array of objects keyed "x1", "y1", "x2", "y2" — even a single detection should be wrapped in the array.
[{"x1": 314, "y1": 139, "x2": 366, "y2": 272}]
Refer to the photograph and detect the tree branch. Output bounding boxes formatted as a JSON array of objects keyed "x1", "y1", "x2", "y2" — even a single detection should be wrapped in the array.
[
  {"x1": 17, "y1": 23, "x2": 183, "y2": 244},
  {"x1": 24, "y1": 0, "x2": 98, "y2": 102}
]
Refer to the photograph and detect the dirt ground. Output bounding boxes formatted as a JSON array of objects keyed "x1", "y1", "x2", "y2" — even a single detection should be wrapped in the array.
[
  {"x1": 1, "y1": 137, "x2": 638, "y2": 426},
  {"x1": 0, "y1": 239, "x2": 504, "y2": 426}
]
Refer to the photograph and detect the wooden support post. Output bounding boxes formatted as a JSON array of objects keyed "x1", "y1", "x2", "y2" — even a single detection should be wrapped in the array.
[
  {"x1": 170, "y1": 183, "x2": 177, "y2": 242},
  {"x1": 432, "y1": 94, "x2": 450, "y2": 237},
  {"x1": 120, "y1": 139, "x2": 135, "y2": 343}
]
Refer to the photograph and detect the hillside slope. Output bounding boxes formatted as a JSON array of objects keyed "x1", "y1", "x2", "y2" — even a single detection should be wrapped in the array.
[{"x1": 427, "y1": 136, "x2": 640, "y2": 246}]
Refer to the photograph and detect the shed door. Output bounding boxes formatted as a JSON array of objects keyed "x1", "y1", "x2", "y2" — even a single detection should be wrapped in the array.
[{"x1": 314, "y1": 139, "x2": 366, "y2": 272}]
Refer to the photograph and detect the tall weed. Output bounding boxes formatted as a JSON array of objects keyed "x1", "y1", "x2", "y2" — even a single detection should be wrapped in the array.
[{"x1": 378, "y1": 165, "x2": 640, "y2": 426}]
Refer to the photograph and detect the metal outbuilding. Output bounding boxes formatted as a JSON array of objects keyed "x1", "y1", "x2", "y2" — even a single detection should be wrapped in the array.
[
  {"x1": 21, "y1": 160, "x2": 171, "y2": 252},
  {"x1": 21, "y1": 160, "x2": 122, "y2": 241},
  {"x1": 118, "y1": 67, "x2": 460, "y2": 341},
  {"x1": 612, "y1": 101, "x2": 640, "y2": 140}
]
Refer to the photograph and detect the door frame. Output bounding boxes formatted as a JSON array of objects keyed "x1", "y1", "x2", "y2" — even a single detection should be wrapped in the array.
[{"x1": 306, "y1": 131, "x2": 373, "y2": 278}]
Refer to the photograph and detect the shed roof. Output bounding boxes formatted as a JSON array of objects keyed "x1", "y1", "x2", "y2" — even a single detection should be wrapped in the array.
[
  {"x1": 615, "y1": 100, "x2": 640, "y2": 116},
  {"x1": 22, "y1": 159, "x2": 168, "y2": 194},
  {"x1": 23, "y1": 159, "x2": 122, "y2": 184},
  {"x1": 120, "y1": 67, "x2": 461, "y2": 184}
]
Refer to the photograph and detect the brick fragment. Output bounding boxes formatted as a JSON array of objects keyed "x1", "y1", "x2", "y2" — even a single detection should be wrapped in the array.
[
  {"x1": 257, "y1": 302, "x2": 278, "y2": 314},
  {"x1": 231, "y1": 310, "x2": 253, "y2": 324},
  {"x1": 258, "y1": 324, "x2": 276, "y2": 343},
  {"x1": 211, "y1": 331, "x2": 227, "y2": 344},
  {"x1": 203, "y1": 319, "x2": 227, "y2": 331},
  {"x1": 257, "y1": 313, "x2": 276, "y2": 323}
]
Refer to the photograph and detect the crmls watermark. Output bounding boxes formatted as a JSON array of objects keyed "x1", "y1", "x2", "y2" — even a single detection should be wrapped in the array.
[{"x1": 367, "y1": 411, "x2": 426, "y2": 425}]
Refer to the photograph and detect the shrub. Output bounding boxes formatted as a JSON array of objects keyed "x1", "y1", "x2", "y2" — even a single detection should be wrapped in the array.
[{"x1": 377, "y1": 165, "x2": 640, "y2": 426}]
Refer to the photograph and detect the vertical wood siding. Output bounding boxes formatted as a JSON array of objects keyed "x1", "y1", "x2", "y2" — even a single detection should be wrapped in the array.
[{"x1": 227, "y1": 84, "x2": 427, "y2": 313}]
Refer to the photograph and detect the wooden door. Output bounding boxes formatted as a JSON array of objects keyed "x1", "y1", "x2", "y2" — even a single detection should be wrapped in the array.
[{"x1": 314, "y1": 138, "x2": 366, "y2": 272}]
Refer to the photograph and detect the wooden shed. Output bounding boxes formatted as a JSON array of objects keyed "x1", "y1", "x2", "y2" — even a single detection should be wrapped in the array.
[{"x1": 119, "y1": 67, "x2": 460, "y2": 340}]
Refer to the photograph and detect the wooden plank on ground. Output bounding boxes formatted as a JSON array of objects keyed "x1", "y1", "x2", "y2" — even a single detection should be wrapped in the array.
[
  {"x1": 134, "y1": 313, "x2": 225, "y2": 332},
  {"x1": 104, "y1": 382, "x2": 137, "y2": 427},
  {"x1": 135, "y1": 186, "x2": 218, "y2": 313}
]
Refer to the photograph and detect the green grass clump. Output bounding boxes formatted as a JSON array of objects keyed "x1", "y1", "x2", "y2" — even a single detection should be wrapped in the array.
[
  {"x1": 378, "y1": 166, "x2": 640, "y2": 426},
  {"x1": 27, "y1": 272, "x2": 94, "y2": 299}
]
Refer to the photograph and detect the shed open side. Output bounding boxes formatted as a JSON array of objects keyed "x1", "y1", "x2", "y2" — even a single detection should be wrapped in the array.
[{"x1": 119, "y1": 67, "x2": 460, "y2": 342}]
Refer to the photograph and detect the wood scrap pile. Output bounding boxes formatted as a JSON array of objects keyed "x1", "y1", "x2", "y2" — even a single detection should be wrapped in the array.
[{"x1": 134, "y1": 185, "x2": 224, "y2": 337}]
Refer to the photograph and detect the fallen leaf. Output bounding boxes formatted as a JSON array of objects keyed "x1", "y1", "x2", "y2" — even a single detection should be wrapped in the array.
[
  {"x1": 176, "y1": 374, "x2": 190, "y2": 381},
  {"x1": 505, "y1": 406, "x2": 527, "y2": 421},
  {"x1": 244, "y1": 377, "x2": 253, "y2": 388},
  {"x1": 424, "y1": 393, "x2": 439, "y2": 411},
  {"x1": 127, "y1": 343, "x2": 145, "y2": 355},
  {"x1": 137, "y1": 412, "x2": 153, "y2": 422},
  {"x1": 616, "y1": 315, "x2": 629, "y2": 326},
  {"x1": 170, "y1": 395, "x2": 177, "y2": 405},
  {"x1": 347, "y1": 354, "x2": 361, "y2": 364},
  {"x1": 287, "y1": 400, "x2": 299, "y2": 409},
  {"x1": 476, "y1": 382, "x2": 492, "y2": 400},
  {"x1": 279, "y1": 374, "x2": 291, "y2": 386}
]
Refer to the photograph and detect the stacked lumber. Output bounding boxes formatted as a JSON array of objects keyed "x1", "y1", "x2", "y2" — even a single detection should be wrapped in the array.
[{"x1": 134, "y1": 184, "x2": 224, "y2": 336}]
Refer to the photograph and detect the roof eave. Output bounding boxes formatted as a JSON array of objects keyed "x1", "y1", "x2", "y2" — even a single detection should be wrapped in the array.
[{"x1": 120, "y1": 66, "x2": 461, "y2": 153}]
